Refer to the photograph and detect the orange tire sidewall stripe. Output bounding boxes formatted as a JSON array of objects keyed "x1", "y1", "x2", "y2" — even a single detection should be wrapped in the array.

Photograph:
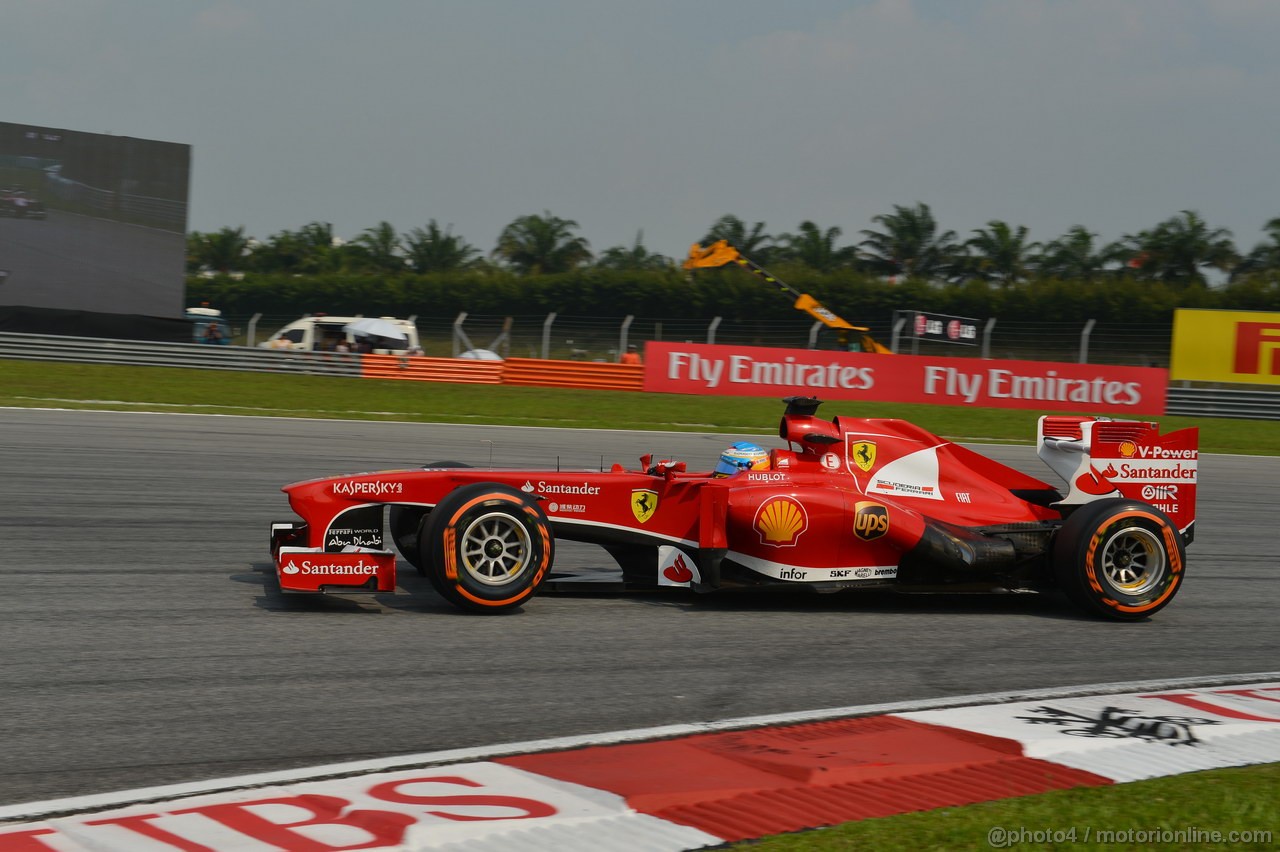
[
  {"x1": 1083, "y1": 509, "x2": 1182, "y2": 614},
  {"x1": 446, "y1": 492, "x2": 551, "y2": 608}
]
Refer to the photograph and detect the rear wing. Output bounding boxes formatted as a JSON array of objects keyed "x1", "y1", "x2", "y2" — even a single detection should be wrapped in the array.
[
  {"x1": 684, "y1": 240, "x2": 891, "y2": 354},
  {"x1": 1037, "y1": 416, "x2": 1199, "y2": 536}
]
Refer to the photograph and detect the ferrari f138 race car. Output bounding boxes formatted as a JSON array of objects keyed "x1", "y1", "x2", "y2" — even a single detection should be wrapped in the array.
[{"x1": 270, "y1": 398, "x2": 1198, "y2": 620}]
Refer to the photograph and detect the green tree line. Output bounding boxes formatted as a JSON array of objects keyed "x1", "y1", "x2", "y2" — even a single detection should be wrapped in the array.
[{"x1": 187, "y1": 206, "x2": 1280, "y2": 325}]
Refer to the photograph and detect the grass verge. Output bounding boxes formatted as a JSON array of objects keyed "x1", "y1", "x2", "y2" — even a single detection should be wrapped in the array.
[
  {"x1": 736, "y1": 763, "x2": 1279, "y2": 850},
  {"x1": 2, "y1": 361, "x2": 1278, "y2": 454}
]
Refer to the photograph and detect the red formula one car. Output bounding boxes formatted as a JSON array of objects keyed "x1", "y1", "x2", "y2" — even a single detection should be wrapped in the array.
[{"x1": 270, "y1": 398, "x2": 1199, "y2": 620}]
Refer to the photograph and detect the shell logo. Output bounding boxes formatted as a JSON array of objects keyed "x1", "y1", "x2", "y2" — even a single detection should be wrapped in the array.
[
  {"x1": 754, "y1": 496, "x2": 808, "y2": 547},
  {"x1": 1119, "y1": 440, "x2": 1138, "y2": 458}
]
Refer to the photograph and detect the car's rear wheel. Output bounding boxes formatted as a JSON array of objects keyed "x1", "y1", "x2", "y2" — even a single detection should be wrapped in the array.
[
  {"x1": 1053, "y1": 499, "x2": 1185, "y2": 620},
  {"x1": 420, "y1": 483, "x2": 553, "y2": 613},
  {"x1": 389, "y1": 461, "x2": 470, "y2": 575}
]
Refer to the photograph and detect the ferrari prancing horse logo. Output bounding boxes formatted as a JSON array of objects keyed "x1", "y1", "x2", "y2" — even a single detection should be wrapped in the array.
[
  {"x1": 851, "y1": 440, "x2": 877, "y2": 472},
  {"x1": 631, "y1": 489, "x2": 658, "y2": 523}
]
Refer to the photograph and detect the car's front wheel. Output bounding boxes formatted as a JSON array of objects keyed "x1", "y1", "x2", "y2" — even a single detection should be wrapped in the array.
[
  {"x1": 389, "y1": 461, "x2": 471, "y2": 575},
  {"x1": 420, "y1": 484, "x2": 554, "y2": 613},
  {"x1": 1053, "y1": 499, "x2": 1185, "y2": 620}
]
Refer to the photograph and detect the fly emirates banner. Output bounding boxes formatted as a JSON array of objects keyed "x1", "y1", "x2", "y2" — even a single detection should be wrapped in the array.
[{"x1": 643, "y1": 342, "x2": 1168, "y2": 415}]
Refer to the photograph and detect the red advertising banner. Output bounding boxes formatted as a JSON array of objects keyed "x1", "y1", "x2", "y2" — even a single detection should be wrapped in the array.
[{"x1": 643, "y1": 342, "x2": 1168, "y2": 415}]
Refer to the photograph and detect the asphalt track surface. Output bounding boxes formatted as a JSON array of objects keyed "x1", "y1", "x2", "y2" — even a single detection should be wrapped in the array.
[{"x1": 1, "y1": 407, "x2": 1276, "y2": 808}]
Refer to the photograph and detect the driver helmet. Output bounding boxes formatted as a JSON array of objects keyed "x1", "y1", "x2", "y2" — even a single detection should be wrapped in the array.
[{"x1": 713, "y1": 441, "x2": 770, "y2": 477}]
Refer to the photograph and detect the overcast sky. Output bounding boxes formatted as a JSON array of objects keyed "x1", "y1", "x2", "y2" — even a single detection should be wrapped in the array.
[{"x1": 7, "y1": 0, "x2": 1279, "y2": 261}]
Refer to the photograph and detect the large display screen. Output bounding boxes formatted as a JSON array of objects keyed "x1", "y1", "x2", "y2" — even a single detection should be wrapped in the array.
[{"x1": 0, "y1": 121, "x2": 190, "y2": 317}]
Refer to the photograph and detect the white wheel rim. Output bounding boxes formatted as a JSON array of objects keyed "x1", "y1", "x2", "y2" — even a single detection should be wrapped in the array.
[
  {"x1": 1099, "y1": 525, "x2": 1165, "y2": 596},
  {"x1": 459, "y1": 511, "x2": 533, "y2": 586}
]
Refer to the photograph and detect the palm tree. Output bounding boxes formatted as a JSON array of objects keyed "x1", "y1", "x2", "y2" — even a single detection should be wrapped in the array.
[
  {"x1": 858, "y1": 202, "x2": 960, "y2": 281},
  {"x1": 964, "y1": 220, "x2": 1040, "y2": 286},
  {"x1": 349, "y1": 221, "x2": 405, "y2": 273},
  {"x1": 187, "y1": 226, "x2": 249, "y2": 274},
  {"x1": 775, "y1": 221, "x2": 854, "y2": 272},
  {"x1": 595, "y1": 231, "x2": 670, "y2": 270},
  {"x1": 1117, "y1": 210, "x2": 1237, "y2": 286},
  {"x1": 404, "y1": 220, "x2": 480, "y2": 272},
  {"x1": 250, "y1": 222, "x2": 345, "y2": 274},
  {"x1": 1232, "y1": 217, "x2": 1280, "y2": 279},
  {"x1": 1035, "y1": 225, "x2": 1120, "y2": 281},
  {"x1": 492, "y1": 211, "x2": 592, "y2": 274},
  {"x1": 700, "y1": 215, "x2": 773, "y2": 259}
]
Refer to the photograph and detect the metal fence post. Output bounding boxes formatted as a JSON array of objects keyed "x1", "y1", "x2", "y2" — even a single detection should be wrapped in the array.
[
  {"x1": 452, "y1": 312, "x2": 473, "y2": 357},
  {"x1": 1080, "y1": 319, "x2": 1096, "y2": 364},
  {"x1": 541, "y1": 312, "x2": 557, "y2": 360},
  {"x1": 808, "y1": 321, "x2": 823, "y2": 350},
  {"x1": 618, "y1": 315, "x2": 634, "y2": 361},
  {"x1": 707, "y1": 317, "x2": 721, "y2": 345},
  {"x1": 247, "y1": 312, "x2": 262, "y2": 347},
  {"x1": 890, "y1": 315, "x2": 907, "y2": 354},
  {"x1": 982, "y1": 318, "x2": 997, "y2": 360}
]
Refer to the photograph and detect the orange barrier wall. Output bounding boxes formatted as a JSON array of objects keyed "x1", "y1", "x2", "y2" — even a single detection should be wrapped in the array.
[
  {"x1": 359, "y1": 355, "x2": 644, "y2": 391},
  {"x1": 502, "y1": 358, "x2": 644, "y2": 391},
  {"x1": 360, "y1": 354, "x2": 504, "y2": 384}
]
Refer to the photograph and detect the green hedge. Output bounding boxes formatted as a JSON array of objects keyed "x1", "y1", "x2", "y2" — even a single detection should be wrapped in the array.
[{"x1": 187, "y1": 267, "x2": 1280, "y2": 328}]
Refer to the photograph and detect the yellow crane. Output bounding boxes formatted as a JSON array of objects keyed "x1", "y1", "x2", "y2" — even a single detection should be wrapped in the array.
[{"x1": 683, "y1": 240, "x2": 891, "y2": 354}]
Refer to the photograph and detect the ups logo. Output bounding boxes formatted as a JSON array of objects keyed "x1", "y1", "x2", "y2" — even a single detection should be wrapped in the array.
[{"x1": 853, "y1": 502, "x2": 889, "y2": 541}]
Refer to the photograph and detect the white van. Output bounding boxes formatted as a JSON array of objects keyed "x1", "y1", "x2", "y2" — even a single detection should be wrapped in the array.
[{"x1": 259, "y1": 315, "x2": 420, "y2": 354}]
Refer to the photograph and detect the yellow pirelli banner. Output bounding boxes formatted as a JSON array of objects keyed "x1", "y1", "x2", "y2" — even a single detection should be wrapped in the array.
[{"x1": 1171, "y1": 309, "x2": 1280, "y2": 386}]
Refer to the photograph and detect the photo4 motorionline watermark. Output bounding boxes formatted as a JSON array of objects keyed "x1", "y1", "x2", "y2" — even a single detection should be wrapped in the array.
[{"x1": 988, "y1": 826, "x2": 1272, "y2": 847}]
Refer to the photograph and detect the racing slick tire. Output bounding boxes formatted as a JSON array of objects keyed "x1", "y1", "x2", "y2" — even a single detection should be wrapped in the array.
[
  {"x1": 1053, "y1": 498, "x2": 1186, "y2": 621},
  {"x1": 389, "y1": 461, "x2": 471, "y2": 576},
  {"x1": 420, "y1": 483, "x2": 554, "y2": 613}
]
